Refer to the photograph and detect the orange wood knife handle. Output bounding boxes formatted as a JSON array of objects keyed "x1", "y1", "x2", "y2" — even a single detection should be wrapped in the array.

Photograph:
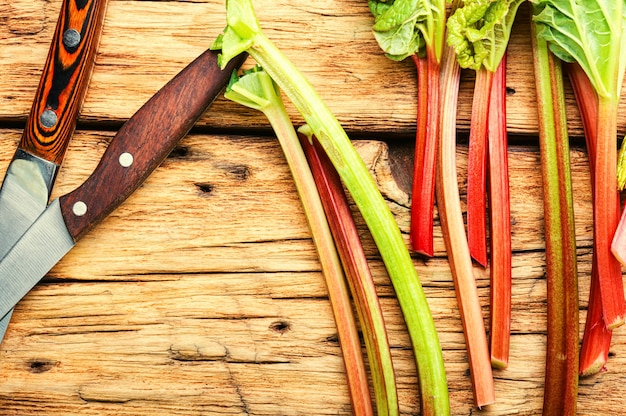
[
  {"x1": 19, "y1": 0, "x2": 108, "y2": 164},
  {"x1": 59, "y1": 50, "x2": 247, "y2": 241}
]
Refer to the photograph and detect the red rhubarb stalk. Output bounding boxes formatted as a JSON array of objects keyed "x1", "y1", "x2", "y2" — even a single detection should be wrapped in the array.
[
  {"x1": 566, "y1": 62, "x2": 614, "y2": 376},
  {"x1": 487, "y1": 56, "x2": 511, "y2": 369},
  {"x1": 594, "y1": 96, "x2": 624, "y2": 328},
  {"x1": 410, "y1": 53, "x2": 440, "y2": 256},
  {"x1": 298, "y1": 127, "x2": 399, "y2": 416},
  {"x1": 466, "y1": 67, "x2": 494, "y2": 266},
  {"x1": 368, "y1": 0, "x2": 447, "y2": 257}
]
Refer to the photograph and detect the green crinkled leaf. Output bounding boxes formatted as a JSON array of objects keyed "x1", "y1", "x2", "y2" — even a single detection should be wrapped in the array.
[
  {"x1": 372, "y1": 18, "x2": 425, "y2": 60},
  {"x1": 531, "y1": 0, "x2": 626, "y2": 99},
  {"x1": 446, "y1": 0, "x2": 524, "y2": 72},
  {"x1": 368, "y1": 0, "x2": 446, "y2": 62}
]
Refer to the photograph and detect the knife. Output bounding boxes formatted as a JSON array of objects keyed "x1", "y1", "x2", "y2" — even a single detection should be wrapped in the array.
[
  {"x1": 0, "y1": 0, "x2": 108, "y2": 340},
  {"x1": 0, "y1": 49, "x2": 247, "y2": 326}
]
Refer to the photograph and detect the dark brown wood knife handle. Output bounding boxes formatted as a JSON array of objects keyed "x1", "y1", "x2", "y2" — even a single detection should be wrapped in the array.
[
  {"x1": 58, "y1": 50, "x2": 247, "y2": 241},
  {"x1": 20, "y1": 0, "x2": 108, "y2": 164}
]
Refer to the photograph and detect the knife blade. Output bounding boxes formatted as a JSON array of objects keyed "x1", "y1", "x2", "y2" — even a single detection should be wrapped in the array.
[
  {"x1": 0, "y1": 49, "x2": 247, "y2": 320},
  {"x1": 0, "y1": 0, "x2": 108, "y2": 340}
]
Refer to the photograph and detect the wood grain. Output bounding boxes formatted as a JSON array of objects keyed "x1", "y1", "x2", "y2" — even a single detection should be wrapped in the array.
[
  {"x1": 1, "y1": 1, "x2": 625, "y2": 137},
  {"x1": 0, "y1": 1, "x2": 625, "y2": 415},
  {"x1": 0, "y1": 128, "x2": 621, "y2": 415}
]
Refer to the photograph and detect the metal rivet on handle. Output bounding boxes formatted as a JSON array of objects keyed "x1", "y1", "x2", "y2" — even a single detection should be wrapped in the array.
[
  {"x1": 40, "y1": 110, "x2": 57, "y2": 128},
  {"x1": 73, "y1": 201, "x2": 87, "y2": 217},
  {"x1": 119, "y1": 152, "x2": 134, "y2": 168},
  {"x1": 63, "y1": 29, "x2": 81, "y2": 49}
]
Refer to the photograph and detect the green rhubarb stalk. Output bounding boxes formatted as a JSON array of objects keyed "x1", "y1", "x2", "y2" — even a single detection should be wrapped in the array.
[
  {"x1": 532, "y1": 0, "x2": 626, "y2": 329},
  {"x1": 223, "y1": 66, "x2": 373, "y2": 415},
  {"x1": 212, "y1": 2, "x2": 450, "y2": 414},
  {"x1": 446, "y1": 0, "x2": 524, "y2": 267},
  {"x1": 530, "y1": 17, "x2": 579, "y2": 415},
  {"x1": 566, "y1": 61, "x2": 614, "y2": 376},
  {"x1": 368, "y1": 0, "x2": 447, "y2": 257},
  {"x1": 436, "y1": 4, "x2": 495, "y2": 406},
  {"x1": 298, "y1": 126, "x2": 399, "y2": 416}
]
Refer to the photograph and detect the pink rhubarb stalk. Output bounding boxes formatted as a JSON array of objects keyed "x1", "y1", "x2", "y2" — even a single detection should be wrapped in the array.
[{"x1": 437, "y1": 38, "x2": 495, "y2": 408}]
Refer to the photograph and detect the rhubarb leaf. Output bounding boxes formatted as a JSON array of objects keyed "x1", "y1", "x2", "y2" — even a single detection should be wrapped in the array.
[
  {"x1": 531, "y1": 0, "x2": 626, "y2": 99},
  {"x1": 446, "y1": 0, "x2": 525, "y2": 71},
  {"x1": 369, "y1": 0, "x2": 446, "y2": 61}
]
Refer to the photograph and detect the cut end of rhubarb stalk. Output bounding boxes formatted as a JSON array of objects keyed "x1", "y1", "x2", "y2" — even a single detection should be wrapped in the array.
[
  {"x1": 491, "y1": 357, "x2": 508, "y2": 370},
  {"x1": 605, "y1": 314, "x2": 625, "y2": 331},
  {"x1": 579, "y1": 356, "x2": 608, "y2": 377}
]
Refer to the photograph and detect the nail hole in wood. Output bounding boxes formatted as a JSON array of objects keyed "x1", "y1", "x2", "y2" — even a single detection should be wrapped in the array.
[
  {"x1": 269, "y1": 320, "x2": 291, "y2": 334},
  {"x1": 27, "y1": 359, "x2": 58, "y2": 374},
  {"x1": 194, "y1": 182, "x2": 215, "y2": 194},
  {"x1": 169, "y1": 146, "x2": 190, "y2": 158}
]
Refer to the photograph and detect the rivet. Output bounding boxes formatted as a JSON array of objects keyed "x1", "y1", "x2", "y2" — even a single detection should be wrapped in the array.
[
  {"x1": 63, "y1": 29, "x2": 81, "y2": 49},
  {"x1": 119, "y1": 152, "x2": 134, "y2": 168},
  {"x1": 40, "y1": 110, "x2": 57, "y2": 128},
  {"x1": 72, "y1": 201, "x2": 87, "y2": 217}
]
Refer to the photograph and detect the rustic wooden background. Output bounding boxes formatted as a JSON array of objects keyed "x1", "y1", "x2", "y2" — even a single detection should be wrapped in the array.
[{"x1": 1, "y1": 1, "x2": 626, "y2": 415}]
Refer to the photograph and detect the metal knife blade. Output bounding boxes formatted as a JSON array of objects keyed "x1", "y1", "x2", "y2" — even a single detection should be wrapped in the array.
[
  {"x1": 0, "y1": 49, "x2": 247, "y2": 319},
  {"x1": 0, "y1": 0, "x2": 108, "y2": 340}
]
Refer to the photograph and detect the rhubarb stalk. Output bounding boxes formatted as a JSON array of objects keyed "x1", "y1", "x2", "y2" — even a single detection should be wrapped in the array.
[
  {"x1": 436, "y1": 4, "x2": 495, "y2": 405},
  {"x1": 223, "y1": 67, "x2": 373, "y2": 414},
  {"x1": 213, "y1": 2, "x2": 450, "y2": 413},
  {"x1": 466, "y1": 66, "x2": 493, "y2": 266},
  {"x1": 532, "y1": 0, "x2": 626, "y2": 329},
  {"x1": 368, "y1": 0, "x2": 447, "y2": 257},
  {"x1": 487, "y1": 56, "x2": 511, "y2": 369},
  {"x1": 566, "y1": 61, "x2": 613, "y2": 376},
  {"x1": 446, "y1": 0, "x2": 524, "y2": 267},
  {"x1": 446, "y1": 0, "x2": 522, "y2": 368},
  {"x1": 298, "y1": 125, "x2": 399, "y2": 416},
  {"x1": 530, "y1": 16, "x2": 579, "y2": 415}
]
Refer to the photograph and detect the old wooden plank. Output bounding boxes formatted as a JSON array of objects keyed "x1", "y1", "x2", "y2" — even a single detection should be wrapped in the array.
[
  {"x1": 1, "y1": 0, "x2": 626, "y2": 137},
  {"x1": 0, "y1": 127, "x2": 623, "y2": 415}
]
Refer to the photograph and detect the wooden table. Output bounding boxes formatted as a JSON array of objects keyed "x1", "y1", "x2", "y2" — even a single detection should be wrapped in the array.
[{"x1": 1, "y1": 1, "x2": 626, "y2": 415}]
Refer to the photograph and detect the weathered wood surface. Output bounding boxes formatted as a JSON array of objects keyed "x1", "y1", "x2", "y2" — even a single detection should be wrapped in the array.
[
  {"x1": 2, "y1": 0, "x2": 626, "y2": 137},
  {"x1": 0, "y1": 1, "x2": 625, "y2": 415}
]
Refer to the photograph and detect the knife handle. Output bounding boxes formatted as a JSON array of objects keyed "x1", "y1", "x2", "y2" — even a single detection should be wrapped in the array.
[
  {"x1": 19, "y1": 0, "x2": 108, "y2": 165},
  {"x1": 58, "y1": 49, "x2": 247, "y2": 241}
]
